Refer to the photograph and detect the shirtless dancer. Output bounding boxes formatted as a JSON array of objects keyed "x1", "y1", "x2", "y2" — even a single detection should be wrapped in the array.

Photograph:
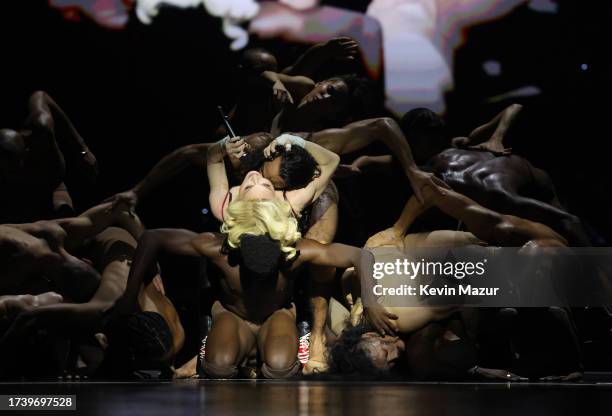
[
  {"x1": 350, "y1": 105, "x2": 588, "y2": 246},
  {"x1": 330, "y1": 180, "x2": 575, "y2": 379},
  {"x1": 0, "y1": 202, "x2": 140, "y2": 303},
  {"x1": 0, "y1": 202, "x2": 141, "y2": 374},
  {"x1": 112, "y1": 195, "x2": 393, "y2": 379},
  {"x1": 1, "y1": 225, "x2": 185, "y2": 377},
  {"x1": 218, "y1": 39, "x2": 360, "y2": 136},
  {"x1": 0, "y1": 91, "x2": 99, "y2": 223}
]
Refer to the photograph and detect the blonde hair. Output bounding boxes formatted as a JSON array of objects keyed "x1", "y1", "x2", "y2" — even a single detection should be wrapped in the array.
[{"x1": 221, "y1": 198, "x2": 301, "y2": 260}]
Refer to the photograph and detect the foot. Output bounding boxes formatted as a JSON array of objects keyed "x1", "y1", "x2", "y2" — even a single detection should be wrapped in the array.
[
  {"x1": 174, "y1": 356, "x2": 198, "y2": 379},
  {"x1": 303, "y1": 332, "x2": 328, "y2": 375}
]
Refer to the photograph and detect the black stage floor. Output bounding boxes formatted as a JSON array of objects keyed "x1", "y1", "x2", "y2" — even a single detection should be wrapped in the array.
[{"x1": 1, "y1": 379, "x2": 612, "y2": 415}]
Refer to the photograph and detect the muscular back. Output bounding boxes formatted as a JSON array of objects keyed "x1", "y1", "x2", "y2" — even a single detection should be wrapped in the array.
[{"x1": 428, "y1": 149, "x2": 552, "y2": 216}]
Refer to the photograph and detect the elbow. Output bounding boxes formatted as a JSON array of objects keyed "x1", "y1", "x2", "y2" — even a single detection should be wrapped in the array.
[
  {"x1": 374, "y1": 117, "x2": 399, "y2": 133},
  {"x1": 330, "y1": 152, "x2": 341, "y2": 168},
  {"x1": 509, "y1": 103, "x2": 523, "y2": 113}
]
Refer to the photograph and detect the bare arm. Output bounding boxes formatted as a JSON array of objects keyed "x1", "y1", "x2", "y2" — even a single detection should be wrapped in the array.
[
  {"x1": 117, "y1": 229, "x2": 208, "y2": 313},
  {"x1": 335, "y1": 155, "x2": 393, "y2": 178},
  {"x1": 207, "y1": 139, "x2": 231, "y2": 221},
  {"x1": 309, "y1": 117, "x2": 447, "y2": 203},
  {"x1": 55, "y1": 202, "x2": 143, "y2": 251},
  {"x1": 281, "y1": 37, "x2": 359, "y2": 77},
  {"x1": 106, "y1": 143, "x2": 211, "y2": 212},
  {"x1": 297, "y1": 239, "x2": 398, "y2": 334}
]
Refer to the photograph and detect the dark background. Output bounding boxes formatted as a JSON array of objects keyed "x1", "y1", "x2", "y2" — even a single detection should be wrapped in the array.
[{"x1": 1, "y1": 0, "x2": 610, "y2": 365}]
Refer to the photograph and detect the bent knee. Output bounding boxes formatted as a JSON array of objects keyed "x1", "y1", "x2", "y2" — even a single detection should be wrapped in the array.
[
  {"x1": 203, "y1": 358, "x2": 239, "y2": 379},
  {"x1": 260, "y1": 359, "x2": 300, "y2": 379}
]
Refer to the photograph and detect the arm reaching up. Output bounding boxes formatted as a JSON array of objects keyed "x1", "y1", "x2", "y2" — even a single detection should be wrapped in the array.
[
  {"x1": 282, "y1": 37, "x2": 359, "y2": 77},
  {"x1": 114, "y1": 229, "x2": 217, "y2": 315},
  {"x1": 308, "y1": 117, "x2": 449, "y2": 204},
  {"x1": 106, "y1": 143, "x2": 211, "y2": 214}
]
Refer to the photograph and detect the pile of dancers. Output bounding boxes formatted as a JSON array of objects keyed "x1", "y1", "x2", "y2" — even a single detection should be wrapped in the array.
[{"x1": 0, "y1": 38, "x2": 600, "y2": 381}]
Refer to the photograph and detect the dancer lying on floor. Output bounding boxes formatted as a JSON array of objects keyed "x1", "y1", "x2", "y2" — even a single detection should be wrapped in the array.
[
  {"x1": 1, "y1": 225, "x2": 184, "y2": 378},
  {"x1": 113, "y1": 194, "x2": 393, "y2": 379},
  {"x1": 0, "y1": 202, "x2": 140, "y2": 302},
  {"x1": 330, "y1": 180, "x2": 578, "y2": 379}
]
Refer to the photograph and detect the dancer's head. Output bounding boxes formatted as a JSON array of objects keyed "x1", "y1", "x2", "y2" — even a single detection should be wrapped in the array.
[
  {"x1": 298, "y1": 74, "x2": 372, "y2": 122},
  {"x1": 221, "y1": 198, "x2": 301, "y2": 267},
  {"x1": 239, "y1": 48, "x2": 278, "y2": 74},
  {"x1": 330, "y1": 324, "x2": 406, "y2": 376},
  {"x1": 0, "y1": 128, "x2": 26, "y2": 174},
  {"x1": 237, "y1": 136, "x2": 320, "y2": 190},
  {"x1": 399, "y1": 108, "x2": 449, "y2": 164},
  {"x1": 261, "y1": 144, "x2": 320, "y2": 190}
]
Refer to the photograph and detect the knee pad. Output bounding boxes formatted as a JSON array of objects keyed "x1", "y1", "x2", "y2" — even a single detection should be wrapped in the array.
[
  {"x1": 260, "y1": 359, "x2": 301, "y2": 379},
  {"x1": 203, "y1": 360, "x2": 238, "y2": 379}
]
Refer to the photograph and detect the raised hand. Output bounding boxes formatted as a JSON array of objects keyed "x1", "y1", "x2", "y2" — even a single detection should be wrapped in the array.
[
  {"x1": 272, "y1": 80, "x2": 294, "y2": 109},
  {"x1": 320, "y1": 36, "x2": 359, "y2": 62}
]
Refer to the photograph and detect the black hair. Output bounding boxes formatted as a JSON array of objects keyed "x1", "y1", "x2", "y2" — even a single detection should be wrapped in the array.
[
  {"x1": 328, "y1": 323, "x2": 391, "y2": 377},
  {"x1": 0, "y1": 129, "x2": 24, "y2": 162},
  {"x1": 399, "y1": 108, "x2": 449, "y2": 164},
  {"x1": 328, "y1": 74, "x2": 376, "y2": 120},
  {"x1": 239, "y1": 48, "x2": 278, "y2": 73},
  {"x1": 234, "y1": 133, "x2": 273, "y2": 181},
  {"x1": 274, "y1": 145, "x2": 320, "y2": 191},
  {"x1": 106, "y1": 311, "x2": 173, "y2": 370}
]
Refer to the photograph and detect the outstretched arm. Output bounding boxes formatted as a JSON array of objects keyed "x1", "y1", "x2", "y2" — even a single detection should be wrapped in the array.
[
  {"x1": 5, "y1": 202, "x2": 142, "y2": 253},
  {"x1": 309, "y1": 117, "x2": 448, "y2": 203},
  {"x1": 106, "y1": 143, "x2": 211, "y2": 212},
  {"x1": 56, "y1": 202, "x2": 144, "y2": 251},
  {"x1": 297, "y1": 240, "x2": 398, "y2": 335},
  {"x1": 281, "y1": 37, "x2": 359, "y2": 77}
]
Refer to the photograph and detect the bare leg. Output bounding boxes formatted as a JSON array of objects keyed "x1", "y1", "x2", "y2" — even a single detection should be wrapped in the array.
[
  {"x1": 203, "y1": 302, "x2": 256, "y2": 379},
  {"x1": 303, "y1": 198, "x2": 338, "y2": 374},
  {"x1": 258, "y1": 306, "x2": 300, "y2": 379}
]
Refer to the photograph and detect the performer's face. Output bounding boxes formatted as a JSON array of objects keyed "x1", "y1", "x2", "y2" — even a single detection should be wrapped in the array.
[
  {"x1": 260, "y1": 156, "x2": 287, "y2": 189},
  {"x1": 359, "y1": 332, "x2": 406, "y2": 370},
  {"x1": 298, "y1": 79, "x2": 349, "y2": 115},
  {"x1": 238, "y1": 171, "x2": 276, "y2": 200}
]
